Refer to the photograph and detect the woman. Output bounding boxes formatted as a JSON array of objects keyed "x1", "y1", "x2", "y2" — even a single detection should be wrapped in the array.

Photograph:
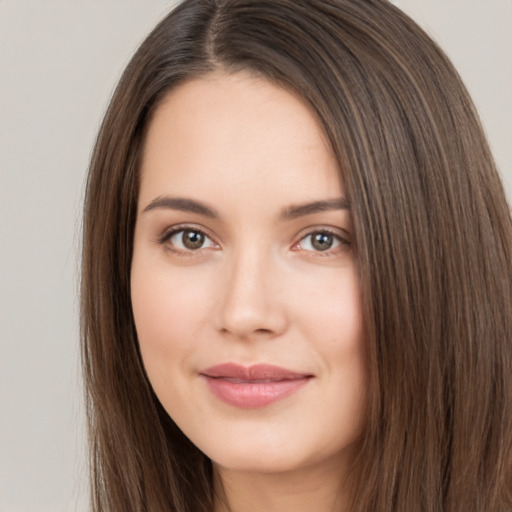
[{"x1": 81, "y1": 0, "x2": 512, "y2": 511}]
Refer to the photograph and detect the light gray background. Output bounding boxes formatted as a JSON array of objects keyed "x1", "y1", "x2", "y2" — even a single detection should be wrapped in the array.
[{"x1": 0, "y1": 1, "x2": 510, "y2": 511}]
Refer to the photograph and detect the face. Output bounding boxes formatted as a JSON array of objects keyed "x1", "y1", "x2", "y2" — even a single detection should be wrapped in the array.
[{"x1": 131, "y1": 72, "x2": 367, "y2": 477}]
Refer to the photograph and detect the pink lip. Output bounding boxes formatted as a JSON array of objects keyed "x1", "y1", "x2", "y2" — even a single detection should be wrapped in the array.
[{"x1": 200, "y1": 363, "x2": 313, "y2": 408}]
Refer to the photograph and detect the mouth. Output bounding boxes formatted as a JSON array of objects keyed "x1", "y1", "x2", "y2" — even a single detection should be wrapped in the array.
[{"x1": 200, "y1": 363, "x2": 313, "y2": 408}]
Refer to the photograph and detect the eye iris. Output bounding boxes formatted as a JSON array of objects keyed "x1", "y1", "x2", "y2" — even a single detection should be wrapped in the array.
[
  {"x1": 182, "y1": 230, "x2": 204, "y2": 250},
  {"x1": 312, "y1": 232, "x2": 333, "y2": 251}
]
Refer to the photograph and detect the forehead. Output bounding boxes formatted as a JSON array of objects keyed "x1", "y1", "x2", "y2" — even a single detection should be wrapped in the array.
[{"x1": 139, "y1": 72, "x2": 342, "y2": 209}]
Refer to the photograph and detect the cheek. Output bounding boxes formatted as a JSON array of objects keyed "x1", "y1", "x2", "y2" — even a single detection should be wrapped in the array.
[
  {"x1": 294, "y1": 269, "x2": 367, "y2": 425},
  {"x1": 132, "y1": 274, "x2": 182, "y2": 352},
  {"x1": 322, "y1": 273, "x2": 365, "y2": 397},
  {"x1": 292, "y1": 266, "x2": 362, "y2": 351},
  {"x1": 130, "y1": 256, "x2": 214, "y2": 385}
]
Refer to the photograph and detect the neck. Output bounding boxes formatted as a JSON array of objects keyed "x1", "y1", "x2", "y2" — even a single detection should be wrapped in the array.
[{"x1": 213, "y1": 456, "x2": 352, "y2": 512}]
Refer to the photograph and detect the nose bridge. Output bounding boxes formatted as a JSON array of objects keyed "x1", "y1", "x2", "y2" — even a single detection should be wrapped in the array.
[{"x1": 217, "y1": 241, "x2": 286, "y2": 339}]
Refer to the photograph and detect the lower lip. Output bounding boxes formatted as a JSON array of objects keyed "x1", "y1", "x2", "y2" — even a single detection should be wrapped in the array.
[{"x1": 203, "y1": 376, "x2": 311, "y2": 408}]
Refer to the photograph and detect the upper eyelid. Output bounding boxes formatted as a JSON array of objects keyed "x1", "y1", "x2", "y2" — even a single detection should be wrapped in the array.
[
  {"x1": 159, "y1": 223, "x2": 216, "y2": 242},
  {"x1": 296, "y1": 225, "x2": 351, "y2": 241},
  {"x1": 300, "y1": 230, "x2": 346, "y2": 242},
  {"x1": 296, "y1": 231, "x2": 349, "y2": 249}
]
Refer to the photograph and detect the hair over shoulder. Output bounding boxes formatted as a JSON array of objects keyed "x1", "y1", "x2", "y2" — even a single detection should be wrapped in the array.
[{"x1": 81, "y1": 1, "x2": 512, "y2": 511}]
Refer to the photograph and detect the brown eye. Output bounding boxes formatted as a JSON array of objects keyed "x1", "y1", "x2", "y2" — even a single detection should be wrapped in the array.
[
  {"x1": 166, "y1": 228, "x2": 217, "y2": 252},
  {"x1": 182, "y1": 230, "x2": 205, "y2": 250},
  {"x1": 296, "y1": 231, "x2": 348, "y2": 254},
  {"x1": 311, "y1": 232, "x2": 334, "y2": 251}
]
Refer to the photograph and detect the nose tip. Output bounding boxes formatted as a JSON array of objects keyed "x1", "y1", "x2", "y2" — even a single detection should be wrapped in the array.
[
  {"x1": 216, "y1": 259, "x2": 288, "y2": 341},
  {"x1": 219, "y1": 309, "x2": 279, "y2": 340}
]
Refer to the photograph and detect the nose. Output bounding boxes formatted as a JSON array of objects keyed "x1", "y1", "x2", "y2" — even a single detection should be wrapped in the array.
[{"x1": 215, "y1": 248, "x2": 288, "y2": 341}]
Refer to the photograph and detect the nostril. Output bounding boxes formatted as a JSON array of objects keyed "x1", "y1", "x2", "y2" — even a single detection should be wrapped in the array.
[{"x1": 254, "y1": 328, "x2": 273, "y2": 335}]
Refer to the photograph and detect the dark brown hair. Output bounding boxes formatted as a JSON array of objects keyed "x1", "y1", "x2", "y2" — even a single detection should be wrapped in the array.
[{"x1": 81, "y1": 0, "x2": 512, "y2": 510}]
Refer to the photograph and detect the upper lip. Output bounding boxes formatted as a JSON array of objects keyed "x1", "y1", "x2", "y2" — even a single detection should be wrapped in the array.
[{"x1": 200, "y1": 363, "x2": 313, "y2": 381}]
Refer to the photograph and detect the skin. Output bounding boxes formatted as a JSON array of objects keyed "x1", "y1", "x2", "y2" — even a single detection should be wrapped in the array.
[{"x1": 131, "y1": 71, "x2": 367, "y2": 512}]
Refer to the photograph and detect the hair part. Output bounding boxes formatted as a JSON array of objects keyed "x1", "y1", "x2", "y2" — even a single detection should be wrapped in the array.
[{"x1": 81, "y1": 1, "x2": 512, "y2": 510}]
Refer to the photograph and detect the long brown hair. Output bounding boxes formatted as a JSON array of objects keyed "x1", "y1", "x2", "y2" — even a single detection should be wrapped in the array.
[{"x1": 81, "y1": 0, "x2": 512, "y2": 510}]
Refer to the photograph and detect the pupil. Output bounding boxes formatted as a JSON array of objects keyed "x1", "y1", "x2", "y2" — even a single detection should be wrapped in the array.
[
  {"x1": 312, "y1": 233, "x2": 333, "y2": 251},
  {"x1": 183, "y1": 230, "x2": 204, "y2": 250}
]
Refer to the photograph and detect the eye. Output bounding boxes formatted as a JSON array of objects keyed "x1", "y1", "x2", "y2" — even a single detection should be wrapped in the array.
[
  {"x1": 295, "y1": 230, "x2": 349, "y2": 253},
  {"x1": 161, "y1": 228, "x2": 218, "y2": 252}
]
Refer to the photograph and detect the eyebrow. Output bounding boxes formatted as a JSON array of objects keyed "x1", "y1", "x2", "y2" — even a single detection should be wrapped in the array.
[
  {"x1": 142, "y1": 196, "x2": 219, "y2": 218},
  {"x1": 280, "y1": 197, "x2": 350, "y2": 220},
  {"x1": 141, "y1": 195, "x2": 350, "y2": 220}
]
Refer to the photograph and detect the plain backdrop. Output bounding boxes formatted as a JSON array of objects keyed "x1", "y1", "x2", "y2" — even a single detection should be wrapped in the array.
[{"x1": 0, "y1": 1, "x2": 510, "y2": 511}]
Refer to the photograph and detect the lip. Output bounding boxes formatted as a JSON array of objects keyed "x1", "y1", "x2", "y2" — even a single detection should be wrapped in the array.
[{"x1": 200, "y1": 363, "x2": 313, "y2": 408}]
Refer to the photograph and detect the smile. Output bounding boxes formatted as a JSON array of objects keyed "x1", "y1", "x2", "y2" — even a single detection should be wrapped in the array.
[{"x1": 200, "y1": 363, "x2": 313, "y2": 408}]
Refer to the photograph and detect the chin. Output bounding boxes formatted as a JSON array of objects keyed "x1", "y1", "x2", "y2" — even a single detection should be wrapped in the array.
[
  {"x1": 193, "y1": 425, "x2": 362, "y2": 477},
  {"x1": 212, "y1": 450, "x2": 304, "y2": 475}
]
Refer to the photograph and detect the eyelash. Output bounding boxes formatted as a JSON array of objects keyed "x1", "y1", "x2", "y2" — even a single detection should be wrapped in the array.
[
  {"x1": 158, "y1": 225, "x2": 219, "y2": 257},
  {"x1": 294, "y1": 229, "x2": 351, "y2": 256},
  {"x1": 158, "y1": 225, "x2": 351, "y2": 257}
]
